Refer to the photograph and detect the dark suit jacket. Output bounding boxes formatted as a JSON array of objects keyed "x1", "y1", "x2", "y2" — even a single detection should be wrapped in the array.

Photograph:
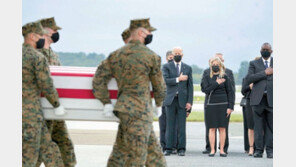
[
  {"x1": 201, "y1": 68, "x2": 235, "y2": 108},
  {"x1": 246, "y1": 57, "x2": 273, "y2": 107},
  {"x1": 241, "y1": 77, "x2": 251, "y2": 99},
  {"x1": 162, "y1": 61, "x2": 193, "y2": 110}
]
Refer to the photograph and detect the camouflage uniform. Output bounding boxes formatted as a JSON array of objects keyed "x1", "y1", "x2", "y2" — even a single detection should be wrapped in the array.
[
  {"x1": 121, "y1": 28, "x2": 130, "y2": 42},
  {"x1": 35, "y1": 18, "x2": 77, "y2": 167},
  {"x1": 22, "y1": 22, "x2": 64, "y2": 167},
  {"x1": 92, "y1": 18, "x2": 167, "y2": 167}
]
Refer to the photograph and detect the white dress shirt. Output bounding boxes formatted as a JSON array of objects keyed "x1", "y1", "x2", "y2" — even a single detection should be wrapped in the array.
[
  {"x1": 262, "y1": 57, "x2": 271, "y2": 68},
  {"x1": 174, "y1": 61, "x2": 182, "y2": 83}
]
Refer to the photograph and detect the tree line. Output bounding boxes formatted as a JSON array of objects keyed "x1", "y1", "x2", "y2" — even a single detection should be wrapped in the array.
[{"x1": 57, "y1": 52, "x2": 249, "y2": 85}]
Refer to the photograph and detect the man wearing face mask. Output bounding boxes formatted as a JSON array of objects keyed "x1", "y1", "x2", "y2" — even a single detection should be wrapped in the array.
[
  {"x1": 35, "y1": 17, "x2": 77, "y2": 167},
  {"x1": 93, "y1": 18, "x2": 167, "y2": 166},
  {"x1": 22, "y1": 21, "x2": 65, "y2": 167},
  {"x1": 201, "y1": 53, "x2": 235, "y2": 154},
  {"x1": 246, "y1": 43, "x2": 273, "y2": 158},
  {"x1": 162, "y1": 47, "x2": 193, "y2": 156},
  {"x1": 158, "y1": 51, "x2": 179, "y2": 153}
]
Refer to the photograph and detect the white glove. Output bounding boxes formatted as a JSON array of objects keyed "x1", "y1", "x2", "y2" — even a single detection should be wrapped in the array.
[
  {"x1": 154, "y1": 106, "x2": 162, "y2": 117},
  {"x1": 103, "y1": 104, "x2": 114, "y2": 118},
  {"x1": 54, "y1": 105, "x2": 66, "y2": 116}
]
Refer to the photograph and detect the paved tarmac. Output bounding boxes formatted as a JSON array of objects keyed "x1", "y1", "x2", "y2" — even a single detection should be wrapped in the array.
[{"x1": 41, "y1": 121, "x2": 273, "y2": 167}]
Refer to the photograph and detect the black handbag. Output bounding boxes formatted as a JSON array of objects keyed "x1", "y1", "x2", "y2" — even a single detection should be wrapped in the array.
[{"x1": 240, "y1": 97, "x2": 247, "y2": 106}]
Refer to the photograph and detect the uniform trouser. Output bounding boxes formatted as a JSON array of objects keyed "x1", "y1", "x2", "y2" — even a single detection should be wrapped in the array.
[
  {"x1": 165, "y1": 97, "x2": 186, "y2": 151},
  {"x1": 242, "y1": 107, "x2": 250, "y2": 152},
  {"x1": 158, "y1": 106, "x2": 178, "y2": 151},
  {"x1": 22, "y1": 121, "x2": 64, "y2": 167},
  {"x1": 204, "y1": 109, "x2": 230, "y2": 152},
  {"x1": 36, "y1": 120, "x2": 76, "y2": 167},
  {"x1": 107, "y1": 111, "x2": 167, "y2": 167},
  {"x1": 252, "y1": 95, "x2": 273, "y2": 154}
]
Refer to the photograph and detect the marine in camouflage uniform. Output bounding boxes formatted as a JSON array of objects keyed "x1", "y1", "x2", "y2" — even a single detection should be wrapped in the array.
[
  {"x1": 35, "y1": 17, "x2": 76, "y2": 167},
  {"x1": 92, "y1": 18, "x2": 167, "y2": 167},
  {"x1": 22, "y1": 21, "x2": 64, "y2": 167}
]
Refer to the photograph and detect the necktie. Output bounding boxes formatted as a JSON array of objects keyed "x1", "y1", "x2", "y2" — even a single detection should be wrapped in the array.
[
  {"x1": 265, "y1": 60, "x2": 268, "y2": 69},
  {"x1": 264, "y1": 60, "x2": 268, "y2": 92},
  {"x1": 176, "y1": 63, "x2": 180, "y2": 76}
]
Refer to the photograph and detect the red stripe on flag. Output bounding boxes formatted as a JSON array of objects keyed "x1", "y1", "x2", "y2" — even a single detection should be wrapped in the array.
[
  {"x1": 42, "y1": 89, "x2": 154, "y2": 99},
  {"x1": 51, "y1": 72, "x2": 95, "y2": 77}
]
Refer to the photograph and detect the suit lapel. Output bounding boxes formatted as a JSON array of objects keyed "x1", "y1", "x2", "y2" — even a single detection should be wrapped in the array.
[
  {"x1": 270, "y1": 57, "x2": 273, "y2": 68},
  {"x1": 258, "y1": 58, "x2": 266, "y2": 69},
  {"x1": 180, "y1": 62, "x2": 186, "y2": 74},
  {"x1": 169, "y1": 62, "x2": 177, "y2": 77}
]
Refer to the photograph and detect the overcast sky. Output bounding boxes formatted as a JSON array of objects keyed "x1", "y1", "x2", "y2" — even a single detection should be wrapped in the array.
[{"x1": 23, "y1": 0, "x2": 272, "y2": 71}]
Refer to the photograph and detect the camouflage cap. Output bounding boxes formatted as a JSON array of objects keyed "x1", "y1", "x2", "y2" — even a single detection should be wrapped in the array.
[
  {"x1": 22, "y1": 21, "x2": 49, "y2": 37},
  {"x1": 40, "y1": 17, "x2": 62, "y2": 31},
  {"x1": 129, "y1": 18, "x2": 156, "y2": 32},
  {"x1": 121, "y1": 28, "x2": 131, "y2": 41}
]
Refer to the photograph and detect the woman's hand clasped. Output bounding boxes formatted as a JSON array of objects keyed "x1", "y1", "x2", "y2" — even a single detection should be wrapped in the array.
[{"x1": 216, "y1": 78, "x2": 225, "y2": 84}]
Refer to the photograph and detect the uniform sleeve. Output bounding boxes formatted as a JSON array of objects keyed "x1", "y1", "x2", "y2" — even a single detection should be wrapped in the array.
[
  {"x1": 150, "y1": 55, "x2": 166, "y2": 107},
  {"x1": 92, "y1": 58, "x2": 112, "y2": 105},
  {"x1": 34, "y1": 55, "x2": 60, "y2": 108}
]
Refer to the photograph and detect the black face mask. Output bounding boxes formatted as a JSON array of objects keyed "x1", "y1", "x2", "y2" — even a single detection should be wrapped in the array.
[
  {"x1": 174, "y1": 55, "x2": 182, "y2": 63},
  {"x1": 212, "y1": 65, "x2": 220, "y2": 73},
  {"x1": 51, "y1": 32, "x2": 60, "y2": 43},
  {"x1": 261, "y1": 50, "x2": 271, "y2": 59},
  {"x1": 144, "y1": 34, "x2": 153, "y2": 45},
  {"x1": 36, "y1": 38, "x2": 45, "y2": 49}
]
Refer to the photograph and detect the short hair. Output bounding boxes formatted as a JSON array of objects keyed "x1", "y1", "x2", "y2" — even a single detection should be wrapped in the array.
[
  {"x1": 215, "y1": 53, "x2": 223, "y2": 56},
  {"x1": 172, "y1": 47, "x2": 183, "y2": 55},
  {"x1": 166, "y1": 51, "x2": 173, "y2": 57},
  {"x1": 261, "y1": 42, "x2": 272, "y2": 49}
]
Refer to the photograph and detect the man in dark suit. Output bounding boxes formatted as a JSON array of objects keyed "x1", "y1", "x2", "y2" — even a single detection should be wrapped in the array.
[
  {"x1": 247, "y1": 43, "x2": 273, "y2": 159},
  {"x1": 159, "y1": 50, "x2": 178, "y2": 153},
  {"x1": 201, "y1": 53, "x2": 235, "y2": 154},
  {"x1": 162, "y1": 47, "x2": 193, "y2": 156}
]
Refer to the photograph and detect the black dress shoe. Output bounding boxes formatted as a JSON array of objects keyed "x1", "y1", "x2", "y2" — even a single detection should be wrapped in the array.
[
  {"x1": 253, "y1": 152, "x2": 263, "y2": 158},
  {"x1": 208, "y1": 153, "x2": 215, "y2": 157},
  {"x1": 220, "y1": 153, "x2": 227, "y2": 157},
  {"x1": 202, "y1": 150, "x2": 210, "y2": 154},
  {"x1": 267, "y1": 153, "x2": 273, "y2": 159},
  {"x1": 172, "y1": 149, "x2": 177, "y2": 154},
  {"x1": 164, "y1": 150, "x2": 171, "y2": 156},
  {"x1": 178, "y1": 150, "x2": 185, "y2": 156}
]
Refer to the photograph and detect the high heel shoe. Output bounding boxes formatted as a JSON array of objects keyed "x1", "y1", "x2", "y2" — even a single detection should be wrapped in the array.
[{"x1": 248, "y1": 146, "x2": 254, "y2": 156}]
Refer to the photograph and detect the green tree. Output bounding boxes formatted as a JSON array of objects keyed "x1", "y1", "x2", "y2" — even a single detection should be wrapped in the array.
[
  {"x1": 237, "y1": 61, "x2": 249, "y2": 85},
  {"x1": 57, "y1": 52, "x2": 105, "y2": 67}
]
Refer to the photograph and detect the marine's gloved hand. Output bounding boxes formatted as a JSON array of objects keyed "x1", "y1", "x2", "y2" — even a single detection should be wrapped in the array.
[
  {"x1": 103, "y1": 103, "x2": 114, "y2": 117},
  {"x1": 54, "y1": 105, "x2": 67, "y2": 116},
  {"x1": 154, "y1": 106, "x2": 162, "y2": 117},
  {"x1": 152, "y1": 99, "x2": 162, "y2": 117}
]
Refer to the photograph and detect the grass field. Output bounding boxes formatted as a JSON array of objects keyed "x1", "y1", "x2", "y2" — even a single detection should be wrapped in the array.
[{"x1": 154, "y1": 111, "x2": 243, "y2": 122}]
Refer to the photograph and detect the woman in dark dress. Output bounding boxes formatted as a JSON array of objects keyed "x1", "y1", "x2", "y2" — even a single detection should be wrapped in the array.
[
  {"x1": 201, "y1": 57, "x2": 234, "y2": 157},
  {"x1": 241, "y1": 76, "x2": 255, "y2": 156}
]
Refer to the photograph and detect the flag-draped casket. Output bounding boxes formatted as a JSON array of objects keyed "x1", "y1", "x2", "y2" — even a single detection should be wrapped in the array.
[{"x1": 41, "y1": 66, "x2": 154, "y2": 121}]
